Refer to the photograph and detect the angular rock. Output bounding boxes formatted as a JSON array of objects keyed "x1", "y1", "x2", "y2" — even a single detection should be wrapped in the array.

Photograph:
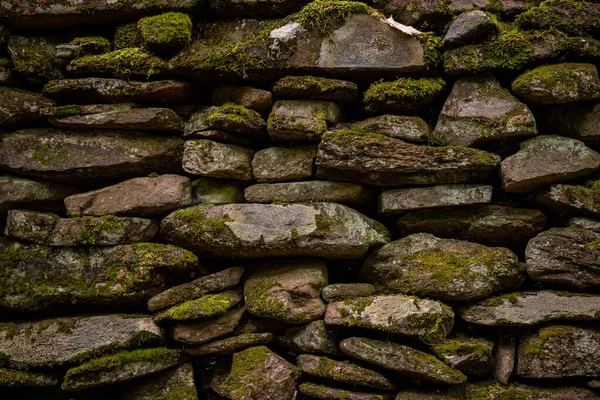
[
  {"x1": 169, "y1": 306, "x2": 246, "y2": 345},
  {"x1": 0, "y1": 129, "x2": 183, "y2": 185},
  {"x1": 192, "y1": 177, "x2": 246, "y2": 205},
  {"x1": 244, "y1": 258, "x2": 327, "y2": 324},
  {"x1": 352, "y1": 115, "x2": 429, "y2": 143},
  {"x1": 0, "y1": 238, "x2": 199, "y2": 311},
  {"x1": 272, "y1": 75, "x2": 358, "y2": 103},
  {"x1": 245, "y1": 181, "x2": 375, "y2": 206},
  {"x1": 517, "y1": 0, "x2": 600, "y2": 37},
  {"x1": 315, "y1": 130, "x2": 500, "y2": 187},
  {"x1": 443, "y1": 10, "x2": 497, "y2": 49},
  {"x1": 500, "y1": 135, "x2": 600, "y2": 193},
  {"x1": 182, "y1": 140, "x2": 254, "y2": 181},
  {"x1": 212, "y1": 85, "x2": 273, "y2": 116},
  {"x1": 362, "y1": 233, "x2": 524, "y2": 302},
  {"x1": 186, "y1": 332, "x2": 274, "y2": 356},
  {"x1": 512, "y1": 63, "x2": 600, "y2": 104},
  {"x1": 325, "y1": 294, "x2": 454, "y2": 343},
  {"x1": 121, "y1": 363, "x2": 198, "y2": 400},
  {"x1": 518, "y1": 325, "x2": 600, "y2": 378},
  {"x1": 432, "y1": 74, "x2": 537, "y2": 147},
  {"x1": 459, "y1": 291, "x2": 600, "y2": 326},
  {"x1": 0, "y1": 314, "x2": 163, "y2": 368},
  {"x1": 205, "y1": 103, "x2": 268, "y2": 140},
  {"x1": 49, "y1": 108, "x2": 182, "y2": 132},
  {"x1": 535, "y1": 184, "x2": 600, "y2": 218},
  {"x1": 378, "y1": 184, "x2": 492, "y2": 216},
  {"x1": 66, "y1": 48, "x2": 167, "y2": 80},
  {"x1": 431, "y1": 336, "x2": 494, "y2": 378},
  {"x1": 0, "y1": 175, "x2": 79, "y2": 212},
  {"x1": 0, "y1": 368, "x2": 59, "y2": 387},
  {"x1": 363, "y1": 78, "x2": 446, "y2": 116},
  {"x1": 154, "y1": 288, "x2": 243, "y2": 322},
  {"x1": 7, "y1": 36, "x2": 62, "y2": 83},
  {"x1": 183, "y1": 106, "x2": 254, "y2": 145},
  {"x1": 56, "y1": 36, "x2": 111, "y2": 60},
  {"x1": 251, "y1": 145, "x2": 317, "y2": 183},
  {"x1": 397, "y1": 205, "x2": 547, "y2": 247},
  {"x1": 210, "y1": 346, "x2": 300, "y2": 400},
  {"x1": 340, "y1": 337, "x2": 467, "y2": 385},
  {"x1": 4, "y1": 210, "x2": 158, "y2": 246},
  {"x1": 495, "y1": 331, "x2": 516, "y2": 385},
  {"x1": 300, "y1": 382, "x2": 394, "y2": 400},
  {"x1": 162, "y1": 202, "x2": 388, "y2": 258},
  {"x1": 567, "y1": 217, "x2": 600, "y2": 233},
  {"x1": 291, "y1": 320, "x2": 339, "y2": 356},
  {"x1": 536, "y1": 101, "x2": 600, "y2": 142},
  {"x1": 43, "y1": 78, "x2": 192, "y2": 104},
  {"x1": 137, "y1": 12, "x2": 192, "y2": 54},
  {"x1": 64, "y1": 175, "x2": 192, "y2": 217},
  {"x1": 267, "y1": 100, "x2": 342, "y2": 143},
  {"x1": 0, "y1": 86, "x2": 54, "y2": 128},
  {"x1": 321, "y1": 283, "x2": 376, "y2": 303},
  {"x1": 148, "y1": 266, "x2": 244, "y2": 311},
  {"x1": 63, "y1": 348, "x2": 188, "y2": 391},
  {"x1": 40, "y1": 103, "x2": 137, "y2": 118},
  {"x1": 525, "y1": 227, "x2": 600, "y2": 289}
]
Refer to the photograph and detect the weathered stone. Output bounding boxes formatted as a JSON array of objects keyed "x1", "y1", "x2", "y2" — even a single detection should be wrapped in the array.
[
  {"x1": 443, "y1": 10, "x2": 497, "y2": 49},
  {"x1": 43, "y1": 78, "x2": 192, "y2": 104},
  {"x1": 588, "y1": 380, "x2": 600, "y2": 389},
  {"x1": 192, "y1": 178, "x2": 246, "y2": 205},
  {"x1": 291, "y1": 320, "x2": 339, "y2": 355},
  {"x1": 0, "y1": 175, "x2": 79, "y2": 212},
  {"x1": 0, "y1": 238, "x2": 199, "y2": 311},
  {"x1": 363, "y1": 78, "x2": 446, "y2": 116},
  {"x1": 267, "y1": 100, "x2": 342, "y2": 143},
  {"x1": 186, "y1": 333, "x2": 274, "y2": 356},
  {"x1": 272, "y1": 75, "x2": 358, "y2": 103},
  {"x1": 325, "y1": 294, "x2": 454, "y2": 343},
  {"x1": 340, "y1": 337, "x2": 467, "y2": 384},
  {"x1": 40, "y1": 103, "x2": 137, "y2": 118},
  {"x1": 432, "y1": 74, "x2": 537, "y2": 147},
  {"x1": 300, "y1": 382, "x2": 394, "y2": 400},
  {"x1": 245, "y1": 181, "x2": 376, "y2": 206},
  {"x1": 397, "y1": 205, "x2": 547, "y2": 247},
  {"x1": 244, "y1": 258, "x2": 327, "y2": 324},
  {"x1": 210, "y1": 0, "x2": 310, "y2": 17},
  {"x1": 517, "y1": 0, "x2": 600, "y2": 36},
  {"x1": 232, "y1": 318, "x2": 290, "y2": 336},
  {"x1": 66, "y1": 48, "x2": 167, "y2": 80},
  {"x1": 431, "y1": 336, "x2": 494, "y2": 378},
  {"x1": 352, "y1": 115, "x2": 429, "y2": 143},
  {"x1": 0, "y1": 315, "x2": 163, "y2": 368},
  {"x1": 362, "y1": 233, "x2": 524, "y2": 302},
  {"x1": 154, "y1": 288, "x2": 243, "y2": 322},
  {"x1": 148, "y1": 266, "x2": 244, "y2": 311},
  {"x1": 536, "y1": 101, "x2": 600, "y2": 142},
  {"x1": 205, "y1": 104, "x2": 268, "y2": 140},
  {"x1": 0, "y1": 129, "x2": 183, "y2": 185},
  {"x1": 378, "y1": 184, "x2": 492, "y2": 216},
  {"x1": 49, "y1": 108, "x2": 182, "y2": 132},
  {"x1": 315, "y1": 130, "x2": 500, "y2": 187},
  {"x1": 138, "y1": 12, "x2": 192, "y2": 54},
  {"x1": 160, "y1": 202, "x2": 389, "y2": 259},
  {"x1": 63, "y1": 348, "x2": 188, "y2": 391},
  {"x1": 64, "y1": 175, "x2": 191, "y2": 217},
  {"x1": 525, "y1": 227, "x2": 600, "y2": 289},
  {"x1": 459, "y1": 291, "x2": 600, "y2": 326},
  {"x1": 213, "y1": 85, "x2": 273, "y2": 116},
  {"x1": 4, "y1": 210, "x2": 158, "y2": 246},
  {"x1": 121, "y1": 363, "x2": 198, "y2": 400},
  {"x1": 500, "y1": 135, "x2": 600, "y2": 193},
  {"x1": 535, "y1": 184, "x2": 600, "y2": 218},
  {"x1": 115, "y1": 22, "x2": 143, "y2": 50},
  {"x1": 0, "y1": 368, "x2": 59, "y2": 387},
  {"x1": 251, "y1": 145, "x2": 316, "y2": 183},
  {"x1": 512, "y1": 63, "x2": 600, "y2": 104},
  {"x1": 0, "y1": 86, "x2": 54, "y2": 128},
  {"x1": 0, "y1": 61, "x2": 19, "y2": 87},
  {"x1": 56, "y1": 37, "x2": 111, "y2": 60},
  {"x1": 518, "y1": 325, "x2": 600, "y2": 378},
  {"x1": 169, "y1": 306, "x2": 246, "y2": 345},
  {"x1": 7, "y1": 36, "x2": 62, "y2": 83},
  {"x1": 567, "y1": 217, "x2": 600, "y2": 233},
  {"x1": 298, "y1": 354, "x2": 396, "y2": 390},
  {"x1": 495, "y1": 331, "x2": 516, "y2": 385},
  {"x1": 183, "y1": 107, "x2": 254, "y2": 145},
  {"x1": 182, "y1": 140, "x2": 254, "y2": 181},
  {"x1": 210, "y1": 346, "x2": 300, "y2": 400},
  {"x1": 321, "y1": 283, "x2": 376, "y2": 303}
]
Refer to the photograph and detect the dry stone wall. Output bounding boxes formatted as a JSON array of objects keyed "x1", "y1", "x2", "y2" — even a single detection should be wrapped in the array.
[{"x1": 1, "y1": 0, "x2": 600, "y2": 399}]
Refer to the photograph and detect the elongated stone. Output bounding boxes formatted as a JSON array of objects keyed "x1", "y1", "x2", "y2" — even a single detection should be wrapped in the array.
[
  {"x1": 272, "y1": 76, "x2": 358, "y2": 103},
  {"x1": 49, "y1": 108, "x2": 182, "y2": 132},
  {"x1": 154, "y1": 288, "x2": 243, "y2": 322},
  {"x1": 431, "y1": 336, "x2": 494, "y2": 378},
  {"x1": 0, "y1": 175, "x2": 79, "y2": 212},
  {"x1": 352, "y1": 115, "x2": 429, "y2": 143},
  {"x1": 0, "y1": 86, "x2": 54, "y2": 127},
  {"x1": 535, "y1": 184, "x2": 600, "y2": 218},
  {"x1": 495, "y1": 331, "x2": 516, "y2": 385},
  {"x1": 0, "y1": 368, "x2": 59, "y2": 387},
  {"x1": 182, "y1": 140, "x2": 254, "y2": 181},
  {"x1": 321, "y1": 283, "x2": 376, "y2": 303},
  {"x1": 121, "y1": 363, "x2": 198, "y2": 400},
  {"x1": 185, "y1": 332, "x2": 274, "y2": 356},
  {"x1": 245, "y1": 181, "x2": 375, "y2": 206},
  {"x1": 251, "y1": 145, "x2": 317, "y2": 183},
  {"x1": 169, "y1": 306, "x2": 246, "y2": 345}
]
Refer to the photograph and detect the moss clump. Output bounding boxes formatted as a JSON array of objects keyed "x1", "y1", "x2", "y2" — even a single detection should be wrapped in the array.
[
  {"x1": 517, "y1": 0, "x2": 599, "y2": 37},
  {"x1": 171, "y1": 205, "x2": 235, "y2": 239},
  {"x1": 481, "y1": 292, "x2": 521, "y2": 307},
  {"x1": 511, "y1": 63, "x2": 590, "y2": 98},
  {"x1": 432, "y1": 337, "x2": 493, "y2": 362},
  {"x1": 364, "y1": 77, "x2": 445, "y2": 114},
  {"x1": 418, "y1": 32, "x2": 442, "y2": 69},
  {"x1": 0, "y1": 367, "x2": 58, "y2": 387},
  {"x1": 8, "y1": 36, "x2": 61, "y2": 81},
  {"x1": 138, "y1": 12, "x2": 192, "y2": 51},
  {"x1": 520, "y1": 325, "x2": 577, "y2": 358},
  {"x1": 220, "y1": 346, "x2": 272, "y2": 397},
  {"x1": 114, "y1": 22, "x2": 142, "y2": 50},
  {"x1": 68, "y1": 48, "x2": 166, "y2": 79},
  {"x1": 208, "y1": 103, "x2": 263, "y2": 130},
  {"x1": 295, "y1": 0, "x2": 383, "y2": 36},
  {"x1": 244, "y1": 279, "x2": 288, "y2": 320},
  {"x1": 154, "y1": 291, "x2": 239, "y2": 322},
  {"x1": 76, "y1": 215, "x2": 125, "y2": 245},
  {"x1": 275, "y1": 75, "x2": 351, "y2": 94}
]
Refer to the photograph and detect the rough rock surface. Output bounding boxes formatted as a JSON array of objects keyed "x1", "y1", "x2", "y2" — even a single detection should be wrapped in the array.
[
  {"x1": 0, "y1": 368, "x2": 59, "y2": 388},
  {"x1": 535, "y1": 184, "x2": 600, "y2": 218},
  {"x1": 169, "y1": 306, "x2": 246, "y2": 345},
  {"x1": 0, "y1": 175, "x2": 79, "y2": 212},
  {"x1": 182, "y1": 140, "x2": 254, "y2": 181},
  {"x1": 431, "y1": 336, "x2": 494, "y2": 377},
  {"x1": 443, "y1": 11, "x2": 498, "y2": 49},
  {"x1": 272, "y1": 76, "x2": 358, "y2": 103},
  {"x1": 212, "y1": 85, "x2": 273, "y2": 116},
  {"x1": 49, "y1": 108, "x2": 182, "y2": 132},
  {"x1": 321, "y1": 283, "x2": 376, "y2": 303},
  {"x1": 290, "y1": 320, "x2": 339, "y2": 355},
  {"x1": 495, "y1": 332, "x2": 516, "y2": 385},
  {"x1": 536, "y1": 101, "x2": 600, "y2": 141},
  {"x1": 245, "y1": 181, "x2": 375, "y2": 205},
  {"x1": 352, "y1": 115, "x2": 429, "y2": 143},
  {"x1": 0, "y1": 86, "x2": 54, "y2": 128},
  {"x1": 121, "y1": 363, "x2": 198, "y2": 400},
  {"x1": 251, "y1": 145, "x2": 316, "y2": 183},
  {"x1": 154, "y1": 288, "x2": 243, "y2": 322},
  {"x1": 267, "y1": 100, "x2": 342, "y2": 143},
  {"x1": 185, "y1": 332, "x2": 274, "y2": 356},
  {"x1": 300, "y1": 382, "x2": 394, "y2": 400}
]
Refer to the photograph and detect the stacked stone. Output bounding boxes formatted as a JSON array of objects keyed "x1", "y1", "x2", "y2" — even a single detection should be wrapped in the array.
[{"x1": 1, "y1": 0, "x2": 600, "y2": 399}]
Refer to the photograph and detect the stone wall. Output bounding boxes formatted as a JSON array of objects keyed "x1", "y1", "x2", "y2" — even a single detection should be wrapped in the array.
[{"x1": 1, "y1": 0, "x2": 600, "y2": 399}]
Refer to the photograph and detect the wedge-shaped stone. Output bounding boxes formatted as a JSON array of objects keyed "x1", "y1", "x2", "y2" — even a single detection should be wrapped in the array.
[
  {"x1": 169, "y1": 306, "x2": 246, "y2": 345},
  {"x1": 0, "y1": 86, "x2": 54, "y2": 127},
  {"x1": 154, "y1": 288, "x2": 243, "y2": 322},
  {"x1": 121, "y1": 363, "x2": 198, "y2": 400},
  {"x1": 0, "y1": 175, "x2": 79, "y2": 212},
  {"x1": 518, "y1": 325, "x2": 600, "y2": 378},
  {"x1": 362, "y1": 233, "x2": 524, "y2": 302},
  {"x1": 0, "y1": 129, "x2": 183, "y2": 185},
  {"x1": 340, "y1": 337, "x2": 467, "y2": 385},
  {"x1": 0, "y1": 238, "x2": 199, "y2": 311},
  {"x1": 272, "y1": 76, "x2": 358, "y2": 103},
  {"x1": 535, "y1": 184, "x2": 600, "y2": 218},
  {"x1": 251, "y1": 145, "x2": 317, "y2": 183},
  {"x1": 0, "y1": 315, "x2": 163, "y2": 368},
  {"x1": 63, "y1": 348, "x2": 188, "y2": 391},
  {"x1": 245, "y1": 181, "x2": 375, "y2": 206},
  {"x1": 182, "y1": 140, "x2": 254, "y2": 181},
  {"x1": 291, "y1": 320, "x2": 339, "y2": 356},
  {"x1": 443, "y1": 10, "x2": 497, "y2": 49},
  {"x1": 267, "y1": 100, "x2": 342, "y2": 143},
  {"x1": 64, "y1": 174, "x2": 192, "y2": 217},
  {"x1": 324, "y1": 295, "x2": 454, "y2": 343},
  {"x1": 160, "y1": 203, "x2": 389, "y2": 259},
  {"x1": 4, "y1": 210, "x2": 158, "y2": 246},
  {"x1": 431, "y1": 336, "x2": 494, "y2": 378},
  {"x1": 525, "y1": 227, "x2": 600, "y2": 289},
  {"x1": 316, "y1": 130, "x2": 500, "y2": 187},
  {"x1": 0, "y1": 368, "x2": 59, "y2": 387},
  {"x1": 49, "y1": 108, "x2": 182, "y2": 132},
  {"x1": 186, "y1": 332, "x2": 274, "y2": 356},
  {"x1": 352, "y1": 115, "x2": 429, "y2": 143},
  {"x1": 460, "y1": 291, "x2": 600, "y2": 326}
]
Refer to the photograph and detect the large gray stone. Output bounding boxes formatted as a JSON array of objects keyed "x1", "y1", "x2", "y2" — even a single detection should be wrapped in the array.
[
  {"x1": 169, "y1": 306, "x2": 246, "y2": 345},
  {"x1": 0, "y1": 175, "x2": 79, "y2": 212},
  {"x1": 251, "y1": 145, "x2": 316, "y2": 183},
  {"x1": 443, "y1": 10, "x2": 497, "y2": 49},
  {"x1": 49, "y1": 108, "x2": 183, "y2": 132},
  {"x1": 121, "y1": 363, "x2": 198, "y2": 400},
  {"x1": 182, "y1": 140, "x2": 254, "y2": 181},
  {"x1": 0, "y1": 86, "x2": 54, "y2": 128},
  {"x1": 267, "y1": 100, "x2": 342, "y2": 143},
  {"x1": 245, "y1": 181, "x2": 375, "y2": 206}
]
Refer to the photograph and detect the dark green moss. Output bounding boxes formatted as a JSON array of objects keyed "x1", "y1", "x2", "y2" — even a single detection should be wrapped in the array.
[
  {"x1": 295, "y1": 0, "x2": 383, "y2": 36},
  {"x1": 114, "y1": 22, "x2": 142, "y2": 50},
  {"x1": 138, "y1": 12, "x2": 192, "y2": 49},
  {"x1": 69, "y1": 48, "x2": 166, "y2": 79},
  {"x1": 219, "y1": 346, "x2": 273, "y2": 397},
  {"x1": 517, "y1": 0, "x2": 599, "y2": 37},
  {"x1": 154, "y1": 291, "x2": 239, "y2": 321}
]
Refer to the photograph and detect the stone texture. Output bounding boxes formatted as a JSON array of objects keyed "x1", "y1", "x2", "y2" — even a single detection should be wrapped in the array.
[
  {"x1": 49, "y1": 108, "x2": 182, "y2": 132},
  {"x1": 40, "y1": 103, "x2": 137, "y2": 118},
  {"x1": 0, "y1": 129, "x2": 184, "y2": 185},
  {"x1": 340, "y1": 337, "x2": 467, "y2": 385},
  {"x1": 56, "y1": 37, "x2": 111, "y2": 60},
  {"x1": 182, "y1": 140, "x2": 254, "y2": 181},
  {"x1": 459, "y1": 291, "x2": 600, "y2": 326},
  {"x1": 291, "y1": 320, "x2": 339, "y2": 355},
  {"x1": 154, "y1": 288, "x2": 243, "y2": 322},
  {"x1": 245, "y1": 181, "x2": 375, "y2": 206},
  {"x1": 567, "y1": 217, "x2": 600, "y2": 233},
  {"x1": 316, "y1": 130, "x2": 500, "y2": 187},
  {"x1": 363, "y1": 78, "x2": 446, "y2": 116},
  {"x1": 397, "y1": 205, "x2": 547, "y2": 247},
  {"x1": 362, "y1": 233, "x2": 524, "y2": 302},
  {"x1": 121, "y1": 363, "x2": 198, "y2": 400},
  {"x1": 272, "y1": 75, "x2": 358, "y2": 103},
  {"x1": 518, "y1": 325, "x2": 600, "y2": 378},
  {"x1": 378, "y1": 184, "x2": 492, "y2": 215},
  {"x1": 500, "y1": 135, "x2": 600, "y2": 193},
  {"x1": 251, "y1": 145, "x2": 317, "y2": 183},
  {"x1": 352, "y1": 115, "x2": 429, "y2": 143},
  {"x1": 0, "y1": 86, "x2": 54, "y2": 128},
  {"x1": 516, "y1": 0, "x2": 600, "y2": 36},
  {"x1": 183, "y1": 107, "x2": 255, "y2": 145},
  {"x1": 267, "y1": 100, "x2": 342, "y2": 143},
  {"x1": 300, "y1": 383, "x2": 394, "y2": 400},
  {"x1": 66, "y1": 48, "x2": 167, "y2": 80},
  {"x1": 169, "y1": 306, "x2": 246, "y2": 345},
  {"x1": 192, "y1": 178, "x2": 246, "y2": 205},
  {"x1": 64, "y1": 174, "x2": 192, "y2": 217},
  {"x1": 495, "y1": 331, "x2": 516, "y2": 385},
  {"x1": 212, "y1": 85, "x2": 273, "y2": 116},
  {"x1": 186, "y1": 332, "x2": 274, "y2": 356},
  {"x1": 431, "y1": 336, "x2": 494, "y2": 378},
  {"x1": 210, "y1": 0, "x2": 311, "y2": 17},
  {"x1": 0, "y1": 315, "x2": 163, "y2": 368},
  {"x1": 443, "y1": 10, "x2": 497, "y2": 49},
  {"x1": 244, "y1": 258, "x2": 327, "y2": 324},
  {"x1": 204, "y1": 104, "x2": 268, "y2": 140},
  {"x1": 536, "y1": 101, "x2": 600, "y2": 142},
  {"x1": 160, "y1": 202, "x2": 389, "y2": 259},
  {"x1": 0, "y1": 175, "x2": 79, "y2": 212},
  {"x1": 7, "y1": 36, "x2": 62, "y2": 83},
  {"x1": 0, "y1": 368, "x2": 59, "y2": 387},
  {"x1": 525, "y1": 227, "x2": 600, "y2": 289},
  {"x1": 321, "y1": 283, "x2": 376, "y2": 303},
  {"x1": 325, "y1": 294, "x2": 454, "y2": 343},
  {"x1": 535, "y1": 184, "x2": 600, "y2": 218},
  {"x1": 432, "y1": 74, "x2": 537, "y2": 147},
  {"x1": 4, "y1": 210, "x2": 158, "y2": 246}
]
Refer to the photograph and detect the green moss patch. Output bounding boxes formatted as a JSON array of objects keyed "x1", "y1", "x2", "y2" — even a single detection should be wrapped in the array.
[
  {"x1": 138, "y1": 12, "x2": 192, "y2": 51},
  {"x1": 154, "y1": 290, "x2": 240, "y2": 322},
  {"x1": 295, "y1": 0, "x2": 383, "y2": 36},
  {"x1": 364, "y1": 77, "x2": 445, "y2": 114},
  {"x1": 68, "y1": 48, "x2": 166, "y2": 79}
]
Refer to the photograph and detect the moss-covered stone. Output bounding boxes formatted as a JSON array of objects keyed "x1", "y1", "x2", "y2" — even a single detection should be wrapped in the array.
[
  {"x1": 7, "y1": 36, "x2": 63, "y2": 82},
  {"x1": 153, "y1": 288, "x2": 243, "y2": 322},
  {"x1": 431, "y1": 336, "x2": 494, "y2": 377},
  {"x1": 517, "y1": 0, "x2": 600, "y2": 37},
  {"x1": 121, "y1": 363, "x2": 198, "y2": 400},
  {"x1": 138, "y1": 12, "x2": 192, "y2": 53},
  {"x1": 115, "y1": 22, "x2": 143, "y2": 49},
  {"x1": 67, "y1": 48, "x2": 167, "y2": 80},
  {"x1": 363, "y1": 77, "x2": 446, "y2": 115},
  {"x1": 272, "y1": 75, "x2": 358, "y2": 102},
  {"x1": 0, "y1": 367, "x2": 59, "y2": 387}
]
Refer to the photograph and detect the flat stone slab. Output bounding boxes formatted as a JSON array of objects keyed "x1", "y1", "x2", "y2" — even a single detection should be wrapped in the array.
[
  {"x1": 185, "y1": 332, "x2": 274, "y2": 356},
  {"x1": 299, "y1": 382, "x2": 394, "y2": 400},
  {"x1": 431, "y1": 336, "x2": 494, "y2": 378},
  {"x1": 0, "y1": 368, "x2": 59, "y2": 387},
  {"x1": 321, "y1": 283, "x2": 375, "y2": 303},
  {"x1": 169, "y1": 306, "x2": 246, "y2": 345},
  {"x1": 0, "y1": 175, "x2": 79, "y2": 212},
  {"x1": 121, "y1": 363, "x2": 198, "y2": 400},
  {"x1": 0, "y1": 86, "x2": 54, "y2": 128},
  {"x1": 245, "y1": 181, "x2": 375, "y2": 206},
  {"x1": 535, "y1": 184, "x2": 600, "y2": 218},
  {"x1": 182, "y1": 140, "x2": 255, "y2": 181},
  {"x1": 272, "y1": 75, "x2": 358, "y2": 103},
  {"x1": 251, "y1": 145, "x2": 316, "y2": 183},
  {"x1": 49, "y1": 108, "x2": 183, "y2": 132},
  {"x1": 154, "y1": 288, "x2": 243, "y2": 322},
  {"x1": 352, "y1": 115, "x2": 429, "y2": 143}
]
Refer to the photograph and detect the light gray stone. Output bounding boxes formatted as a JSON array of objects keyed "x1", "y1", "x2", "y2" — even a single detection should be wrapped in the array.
[{"x1": 182, "y1": 140, "x2": 254, "y2": 181}]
